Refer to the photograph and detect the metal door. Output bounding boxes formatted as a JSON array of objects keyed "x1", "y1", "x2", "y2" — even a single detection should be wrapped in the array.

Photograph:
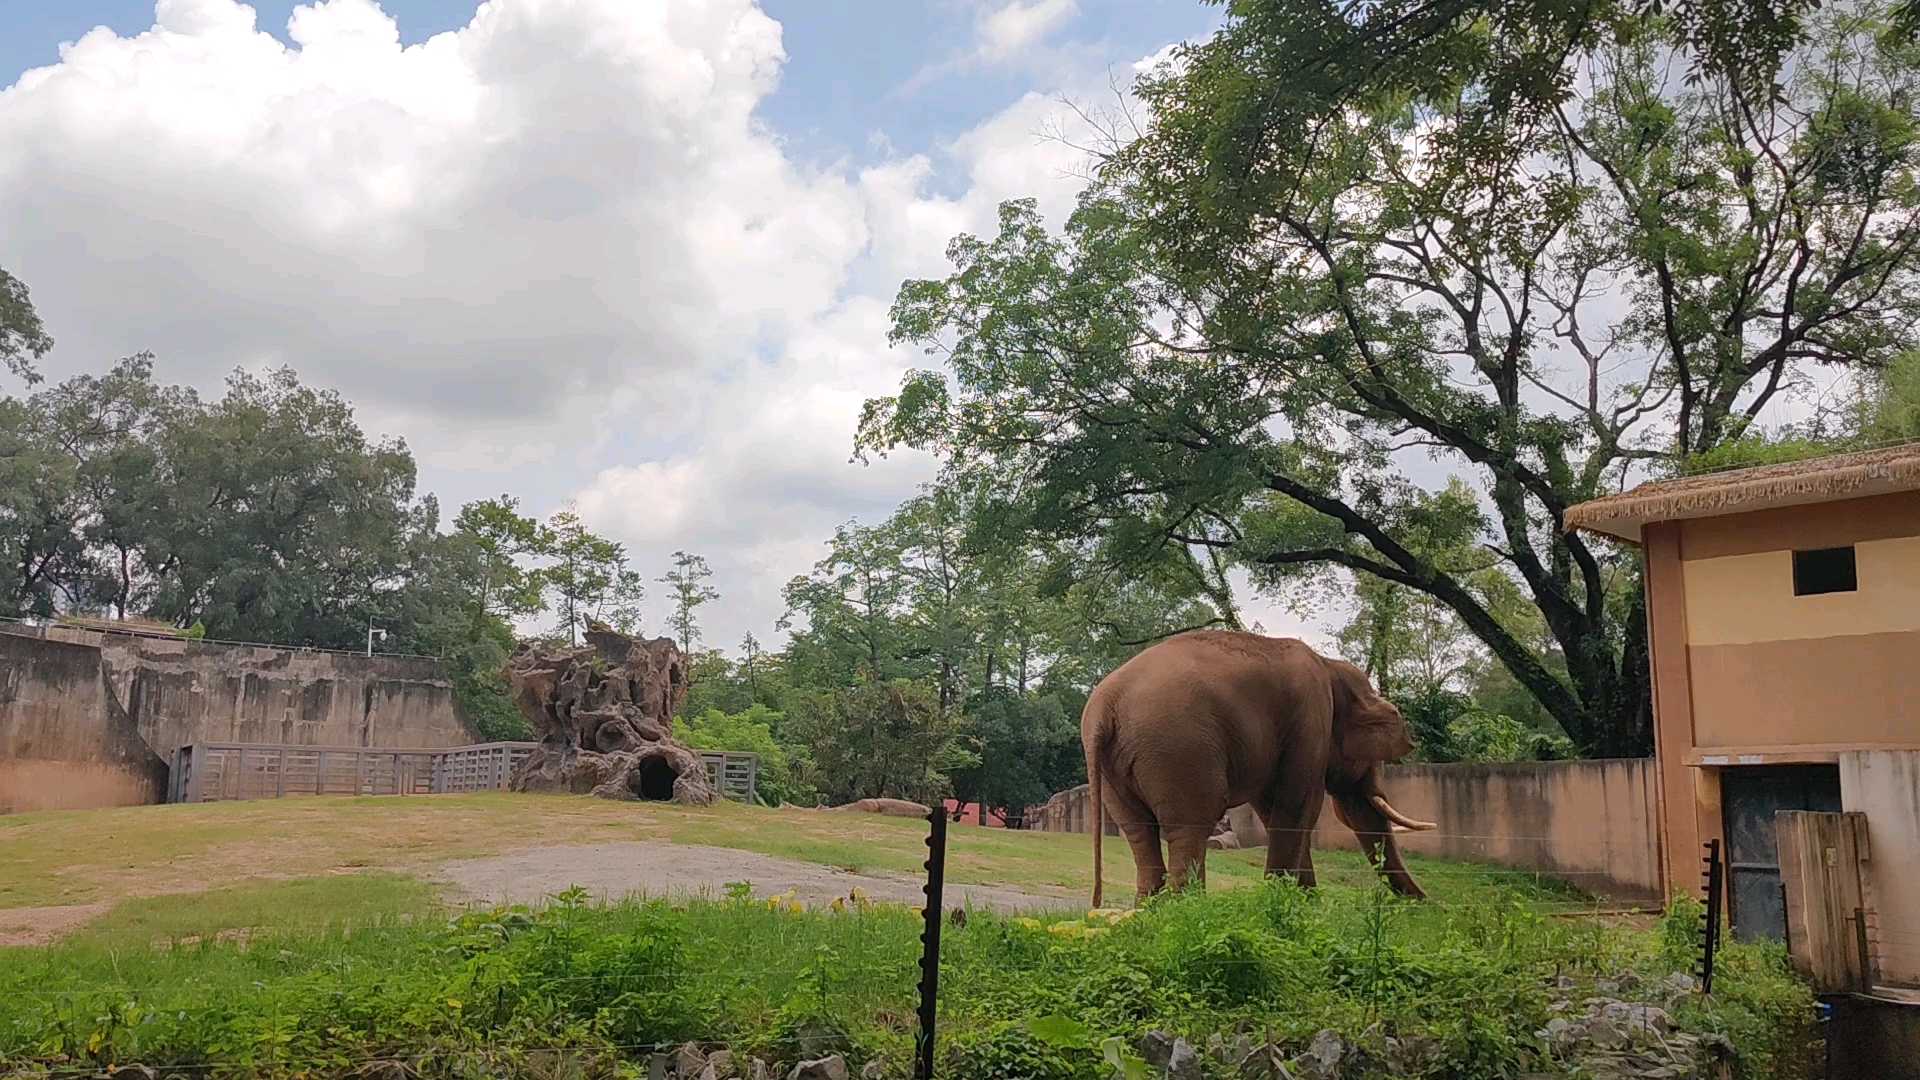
[{"x1": 1720, "y1": 765, "x2": 1843, "y2": 942}]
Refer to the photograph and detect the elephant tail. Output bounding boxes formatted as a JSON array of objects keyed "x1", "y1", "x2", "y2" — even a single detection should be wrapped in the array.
[{"x1": 1086, "y1": 699, "x2": 1112, "y2": 909}]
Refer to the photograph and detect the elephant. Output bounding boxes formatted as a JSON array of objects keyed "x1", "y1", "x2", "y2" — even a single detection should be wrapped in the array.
[{"x1": 1082, "y1": 630, "x2": 1437, "y2": 906}]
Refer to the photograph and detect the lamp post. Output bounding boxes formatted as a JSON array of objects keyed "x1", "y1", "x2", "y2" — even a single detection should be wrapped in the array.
[{"x1": 366, "y1": 618, "x2": 387, "y2": 656}]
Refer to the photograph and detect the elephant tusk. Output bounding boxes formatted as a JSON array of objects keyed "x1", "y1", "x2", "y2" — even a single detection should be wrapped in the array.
[{"x1": 1371, "y1": 795, "x2": 1437, "y2": 831}]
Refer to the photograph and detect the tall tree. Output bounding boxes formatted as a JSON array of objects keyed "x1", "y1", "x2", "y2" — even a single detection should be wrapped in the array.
[
  {"x1": 539, "y1": 508, "x2": 625, "y2": 645},
  {"x1": 861, "y1": 1, "x2": 1920, "y2": 757},
  {"x1": 658, "y1": 550, "x2": 718, "y2": 654},
  {"x1": 0, "y1": 267, "x2": 52, "y2": 387}
]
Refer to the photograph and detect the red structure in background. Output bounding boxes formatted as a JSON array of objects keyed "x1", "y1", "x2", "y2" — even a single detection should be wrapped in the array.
[{"x1": 941, "y1": 799, "x2": 1008, "y2": 827}]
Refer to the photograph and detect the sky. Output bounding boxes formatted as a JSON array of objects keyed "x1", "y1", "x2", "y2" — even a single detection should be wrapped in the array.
[{"x1": 0, "y1": 0, "x2": 1330, "y2": 653}]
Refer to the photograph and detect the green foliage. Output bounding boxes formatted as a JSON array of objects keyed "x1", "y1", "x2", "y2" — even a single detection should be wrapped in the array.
[
  {"x1": 862, "y1": 0, "x2": 1920, "y2": 761},
  {"x1": 677, "y1": 705, "x2": 815, "y2": 806},
  {"x1": 786, "y1": 679, "x2": 974, "y2": 805},
  {"x1": 1395, "y1": 686, "x2": 1574, "y2": 763},
  {"x1": 0, "y1": 265, "x2": 52, "y2": 386},
  {"x1": 0, "y1": 874, "x2": 1817, "y2": 1080},
  {"x1": 659, "y1": 551, "x2": 720, "y2": 654},
  {"x1": 538, "y1": 509, "x2": 633, "y2": 645},
  {"x1": 950, "y1": 687, "x2": 1083, "y2": 825}
]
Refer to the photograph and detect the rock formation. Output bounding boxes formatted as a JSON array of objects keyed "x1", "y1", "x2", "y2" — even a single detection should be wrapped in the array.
[{"x1": 503, "y1": 622, "x2": 716, "y2": 805}]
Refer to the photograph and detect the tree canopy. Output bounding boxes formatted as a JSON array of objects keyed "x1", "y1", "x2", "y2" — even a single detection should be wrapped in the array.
[{"x1": 860, "y1": 0, "x2": 1920, "y2": 757}]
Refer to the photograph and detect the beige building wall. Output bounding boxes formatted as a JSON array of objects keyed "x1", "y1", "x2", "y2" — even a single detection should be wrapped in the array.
[{"x1": 1679, "y1": 535, "x2": 1920, "y2": 750}]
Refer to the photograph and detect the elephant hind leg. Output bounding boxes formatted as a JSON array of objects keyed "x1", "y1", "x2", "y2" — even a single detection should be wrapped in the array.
[
  {"x1": 1119, "y1": 820, "x2": 1165, "y2": 901},
  {"x1": 1104, "y1": 781, "x2": 1166, "y2": 901},
  {"x1": 1164, "y1": 824, "x2": 1212, "y2": 892}
]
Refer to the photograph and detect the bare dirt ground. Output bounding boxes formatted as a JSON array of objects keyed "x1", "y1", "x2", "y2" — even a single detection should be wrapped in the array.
[
  {"x1": 0, "y1": 903, "x2": 110, "y2": 947},
  {"x1": 429, "y1": 841, "x2": 1081, "y2": 912}
]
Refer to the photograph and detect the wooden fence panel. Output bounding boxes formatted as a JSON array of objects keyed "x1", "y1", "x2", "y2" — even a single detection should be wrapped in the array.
[
  {"x1": 168, "y1": 742, "x2": 754, "y2": 805},
  {"x1": 1777, "y1": 809, "x2": 1873, "y2": 993}
]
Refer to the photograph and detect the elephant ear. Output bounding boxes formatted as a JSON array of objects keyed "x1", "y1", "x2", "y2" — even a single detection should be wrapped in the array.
[{"x1": 1328, "y1": 659, "x2": 1414, "y2": 763}]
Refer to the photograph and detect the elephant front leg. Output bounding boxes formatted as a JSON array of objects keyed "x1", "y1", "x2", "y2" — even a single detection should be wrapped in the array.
[
  {"x1": 1330, "y1": 792, "x2": 1427, "y2": 900},
  {"x1": 1373, "y1": 831, "x2": 1426, "y2": 900}
]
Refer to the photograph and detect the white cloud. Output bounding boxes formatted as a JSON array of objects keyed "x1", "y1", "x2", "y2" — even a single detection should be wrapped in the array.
[
  {"x1": 0, "y1": 0, "x2": 1268, "y2": 653},
  {"x1": 976, "y1": 0, "x2": 1078, "y2": 64}
]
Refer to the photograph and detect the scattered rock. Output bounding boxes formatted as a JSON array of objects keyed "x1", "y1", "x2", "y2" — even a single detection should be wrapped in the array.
[
  {"x1": 1237, "y1": 1043, "x2": 1295, "y2": 1080},
  {"x1": 1208, "y1": 1032, "x2": 1252, "y2": 1066},
  {"x1": 707, "y1": 1050, "x2": 736, "y2": 1079},
  {"x1": 859, "y1": 1058, "x2": 888, "y2": 1080},
  {"x1": 504, "y1": 626, "x2": 716, "y2": 805},
  {"x1": 673, "y1": 1044, "x2": 708, "y2": 1077},
  {"x1": 831, "y1": 798, "x2": 930, "y2": 817},
  {"x1": 1164, "y1": 1038, "x2": 1202, "y2": 1080},
  {"x1": 749, "y1": 1060, "x2": 771, "y2": 1080},
  {"x1": 1382, "y1": 1033, "x2": 1439, "y2": 1074},
  {"x1": 1297, "y1": 1029, "x2": 1344, "y2": 1079},
  {"x1": 787, "y1": 1055, "x2": 848, "y2": 1080},
  {"x1": 1139, "y1": 1031, "x2": 1174, "y2": 1070}
]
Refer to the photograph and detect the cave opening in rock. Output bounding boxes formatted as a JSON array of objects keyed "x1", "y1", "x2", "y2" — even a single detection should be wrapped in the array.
[{"x1": 632, "y1": 756, "x2": 679, "y2": 801}]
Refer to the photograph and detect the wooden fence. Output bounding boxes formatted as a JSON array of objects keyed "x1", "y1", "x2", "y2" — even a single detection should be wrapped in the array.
[{"x1": 167, "y1": 742, "x2": 758, "y2": 804}]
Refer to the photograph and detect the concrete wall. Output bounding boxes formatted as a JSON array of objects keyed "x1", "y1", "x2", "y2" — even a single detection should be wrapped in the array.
[
  {"x1": 0, "y1": 633, "x2": 167, "y2": 812},
  {"x1": 0, "y1": 624, "x2": 476, "y2": 812},
  {"x1": 1842, "y1": 750, "x2": 1920, "y2": 988},
  {"x1": 1031, "y1": 758, "x2": 1664, "y2": 905}
]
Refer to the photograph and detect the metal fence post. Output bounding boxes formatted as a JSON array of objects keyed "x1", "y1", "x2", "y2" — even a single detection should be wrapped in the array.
[
  {"x1": 914, "y1": 807, "x2": 948, "y2": 1080},
  {"x1": 277, "y1": 747, "x2": 288, "y2": 798},
  {"x1": 1700, "y1": 839, "x2": 1724, "y2": 994}
]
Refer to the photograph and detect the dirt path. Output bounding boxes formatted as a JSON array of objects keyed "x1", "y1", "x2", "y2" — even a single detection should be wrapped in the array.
[
  {"x1": 0, "y1": 904, "x2": 110, "y2": 947},
  {"x1": 429, "y1": 841, "x2": 1080, "y2": 913}
]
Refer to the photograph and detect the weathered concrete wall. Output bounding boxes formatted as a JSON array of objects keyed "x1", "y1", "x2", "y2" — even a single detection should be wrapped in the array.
[
  {"x1": 1300, "y1": 759, "x2": 1664, "y2": 906},
  {"x1": 0, "y1": 633, "x2": 167, "y2": 812},
  {"x1": 1031, "y1": 758, "x2": 1664, "y2": 905},
  {"x1": 1, "y1": 624, "x2": 477, "y2": 812},
  {"x1": 1842, "y1": 749, "x2": 1920, "y2": 988}
]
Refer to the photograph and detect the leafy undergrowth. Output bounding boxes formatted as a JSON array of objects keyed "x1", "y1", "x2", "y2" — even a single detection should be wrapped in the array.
[{"x1": 0, "y1": 880, "x2": 1814, "y2": 1080}]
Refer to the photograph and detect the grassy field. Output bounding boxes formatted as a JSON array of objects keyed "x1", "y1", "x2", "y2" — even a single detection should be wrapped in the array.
[
  {"x1": 0, "y1": 794, "x2": 1815, "y2": 1078},
  {"x1": 0, "y1": 792, "x2": 1601, "y2": 944}
]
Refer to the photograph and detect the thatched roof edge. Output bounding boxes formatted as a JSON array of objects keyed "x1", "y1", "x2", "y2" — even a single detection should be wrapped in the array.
[{"x1": 1562, "y1": 445, "x2": 1920, "y2": 539}]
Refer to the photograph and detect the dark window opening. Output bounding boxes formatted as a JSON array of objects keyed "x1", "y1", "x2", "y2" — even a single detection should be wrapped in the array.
[{"x1": 1792, "y1": 546, "x2": 1857, "y2": 595}]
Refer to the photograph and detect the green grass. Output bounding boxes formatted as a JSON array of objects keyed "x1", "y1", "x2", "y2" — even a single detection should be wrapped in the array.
[
  {"x1": 79, "y1": 874, "x2": 441, "y2": 943},
  {"x1": 0, "y1": 877, "x2": 1814, "y2": 1080}
]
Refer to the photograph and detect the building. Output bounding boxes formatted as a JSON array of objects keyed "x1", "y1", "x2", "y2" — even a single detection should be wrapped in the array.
[{"x1": 1564, "y1": 446, "x2": 1920, "y2": 966}]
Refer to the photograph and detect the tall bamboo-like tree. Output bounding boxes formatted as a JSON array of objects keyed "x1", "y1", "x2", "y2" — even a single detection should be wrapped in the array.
[{"x1": 659, "y1": 550, "x2": 719, "y2": 654}]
